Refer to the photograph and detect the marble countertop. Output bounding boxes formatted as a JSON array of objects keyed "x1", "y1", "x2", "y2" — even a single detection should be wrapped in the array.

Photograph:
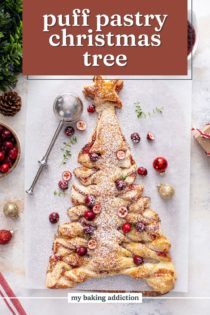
[{"x1": 1, "y1": 1, "x2": 210, "y2": 314}]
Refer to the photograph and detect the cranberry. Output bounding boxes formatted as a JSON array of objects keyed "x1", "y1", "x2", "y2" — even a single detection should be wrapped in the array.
[
  {"x1": 0, "y1": 126, "x2": 4, "y2": 135},
  {"x1": 88, "y1": 239, "x2": 97, "y2": 249},
  {"x1": 137, "y1": 167, "x2": 148, "y2": 176},
  {"x1": 9, "y1": 147, "x2": 18, "y2": 160},
  {"x1": 117, "y1": 206, "x2": 128, "y2": 218},
  {"x1": 64, "y1": 126, "x2": 75, "y2": 137},
  {"x1": 84, "y1": 210, "x2": 96, "y2": 221},
  {"x1": 87, "y1": 104, "x2": 95, "y2": 113},
  {"x1": 58, "y1": 180, "x2": 69, "y2": 191},
  {"x1": 82, "y1": 143, "x2": 92, "y2": 154},
  {"x1": 116, "y1": 150, "x2": 126, "y2": 160},
  {"x1": 157, "y1": 251, "x2": 168, "y2": 257},
  {"x1": 85, "y1": 195, "x2": 96, "y2": 208},
  {"x1": 53, "y1": 255, "x2": 62, "y2": 262},
  {"x1": 89, "y1": 152, "x2": 100, "y2": 162},
  {"x1": 3, "y1": 156, "x2": 13, "y2": 167},
  {"x1": 83, "y1": 225, "x2": 95, "y2": 235},
  {"x1": 3, "y1": 141, "x2": 14, "y2": 151},
  {"x1": 76, "y1": 120, "x2": 87, "y2": 131},
  {"x1": 76, "y1": 246, "x2": 87, "y2": 256},
  {"x1": 115, "y1": 179, "x2": 127, "y2": 191},
  {"x1": 92, "y1": 203, "x2": 101, "y2": 214},
  {"x1": 0, "y1": 151, "x2": 5, "y2": 162},
  {"x1": 122, "y1": 222, "x2": 131, "y2": 233},
  {"x1": 62, "y1": 170, "x2": 72, "y2": 182},
  {"x1": 136, "y1": 221, "x2": 146, "y2": 232},
  {"x1": 49, "y1": 212, "x2": 60, "y2": 224},
  {"x1": 147, "y1": 132, "x2": 155, "y2": 141},
  {"x1": 133, "y1": 255, "x2": 144, "y2": 265},
  {"x1": 0, "y1": 163, "x2": 10, "y2": 173},
  {"x1": 1, "y1": 129, "x2": 12, "y2": 140},
  {"x1": 131, "y1": 132, "x2": 141, "y2": 143},
  {"x1": 10, "y1": 137, "x2": 16, "y2": 144}
]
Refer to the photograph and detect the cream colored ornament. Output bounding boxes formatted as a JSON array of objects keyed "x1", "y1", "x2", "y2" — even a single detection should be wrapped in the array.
[
  {"x1": 3, "y1": 202, "x2": 19, "y2": 219},
  {"x1": 157, "y1": 184, "x2": 175, "y2": 200}
]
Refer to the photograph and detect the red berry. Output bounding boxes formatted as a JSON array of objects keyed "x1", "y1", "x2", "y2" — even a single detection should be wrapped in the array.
[
  {"x1": 85, "y1": 195, "x2": 96, "y2": 208},
  {"x1": 53, "y1": 255, "x2": 62, "y2": 262},
  {"x1": 89, "y1": 152, "x2": 100, "y2": 162},
  {"x1": 147, "y1": 132, "x2": 155, "y2": 141},
  {"x1": 116, "y1": 150, "x2": 126, "y2": 160},
  {"x1": 87, "y1": 104, "x2": 95, "y2": 113},
  {"x1": 133, "y1": 255, "x2": 144, "y2": 265},
  {"x1": 3, "y1": 157, "x2": 12, "y2": 167},
  {"x1": 0, "y1": 126, "x2": 4, "y2": 135},
  {"x1": 1, "y1": 129, "x2": 12, "y2": 140},
  {"x1": 58, "y1": 180, "x2": 69, "y2": 191},
  {"x1": 82, "y1": 143, "x2": 92, "y2": 154},
  {"x1": 0, "y1": 230, "x2": 13, "y2": 245},
  {"x1": 92, "y1": 203, "x2": 101, "y2": 214},
  {"x1": 88, "y1": 239, "x2": 97, "y2": 249},
  {"x1": 137, "y1": 167, "x2": 148, "y2": 176},
  {"x1": 76, "y1": 120, "x2": 87, "y2": 131},
  {"x1": 136, "y1": 221, "x2": 146, "y2": 232},
  {"x1": 157, "y1": 251, "x2": 168, "y2": 257},
  {"x1": 64, "y1": 126, "x2": 75, "y2": 137},
  {"x1": 131, "y1": 133, "x2": 141, "y2": 143},
  {"x1": 49, "y1": 212, "x2": 59, "y2": 224},
  {"x1": 9, "y1": 147, "x2": 18, "y2": 160},
  {"x1": 122, "y1": 222, "x2": 131, "y2": 233},
  {"x1": 84, "y1": 210, "x2": 96, "y2": 221},
  {"x1": 153, "y1": 157, "x2": 168, "y2": 173},
  {"x1": 115, "y1": 179, "x2": 127, "y2": 191},
  {"x1": 76, "y1": 246, "x2": 87, "y2": 256},
  {"x1": 117, "y1": 206, "x2": 128, "y2": 218},
  {"x1": 0, "y1": 151, "x2": 5, "y2": 162},
  {"x1": 0, "y1": 163, "x2": 10, "y2": 173},
  {"x1": 4, "y1": 141, "x2": 14, "y2": 150},
  {"x1": 62, "y1": 170, "x2": 72, "y2": 182}
]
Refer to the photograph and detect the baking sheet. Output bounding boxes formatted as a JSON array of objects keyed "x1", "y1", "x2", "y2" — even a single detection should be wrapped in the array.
[{"x1": 25, "y1": 79, "x2": 191, "y2": 292}]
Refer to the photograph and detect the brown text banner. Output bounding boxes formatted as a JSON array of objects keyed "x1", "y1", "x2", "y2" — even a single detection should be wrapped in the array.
[{"x1": 23, "y1": 0, "x2": 188, "y2": 75}]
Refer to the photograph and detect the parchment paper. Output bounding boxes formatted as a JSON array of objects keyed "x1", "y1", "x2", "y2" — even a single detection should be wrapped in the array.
[{"x1": 25, "y1": 79, "x2": 191, "y2": 292}]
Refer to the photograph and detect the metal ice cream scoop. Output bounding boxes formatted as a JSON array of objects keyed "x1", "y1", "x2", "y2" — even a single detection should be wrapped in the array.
[{"x1": 26, "y1": 94, "x2": 83, "y2": 195}]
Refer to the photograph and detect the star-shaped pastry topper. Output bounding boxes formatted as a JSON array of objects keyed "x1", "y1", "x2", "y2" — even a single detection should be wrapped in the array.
[{"x1": 83, "y1": 76, "x2": 124, "y2": 108}]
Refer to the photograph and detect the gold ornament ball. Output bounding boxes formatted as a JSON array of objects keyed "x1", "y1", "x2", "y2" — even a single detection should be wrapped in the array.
[
  {"x1": 157, "y1": 184, "x2": 175, "y2": 200},
  {"x1": 3, "y1": 202, "x2": 19, "y2": 219}
]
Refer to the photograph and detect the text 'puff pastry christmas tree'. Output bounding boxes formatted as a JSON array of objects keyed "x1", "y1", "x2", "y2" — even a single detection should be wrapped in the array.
[{"x1": 46, "y1": 76, "x2": 176, "y2": 294}]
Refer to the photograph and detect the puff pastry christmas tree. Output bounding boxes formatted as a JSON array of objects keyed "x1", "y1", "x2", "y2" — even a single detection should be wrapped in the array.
[{"x1": 46, "y1": 76, "x2": 176, "y2": 294}]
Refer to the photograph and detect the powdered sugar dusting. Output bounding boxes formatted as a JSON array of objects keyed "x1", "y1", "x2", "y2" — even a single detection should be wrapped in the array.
[{"x1": 85, "y1": 103, "x2": 131, "y2": 271}]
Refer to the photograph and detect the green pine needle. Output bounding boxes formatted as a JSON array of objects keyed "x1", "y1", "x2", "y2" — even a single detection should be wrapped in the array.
[
  {"x1": 54, "y1": 190, "x2": 66, "y2": 197},
  {"x1": 61, "y1": 136, "x2": 77, "y2": 165},
  {"x1": 0, "y1": 0, "x2": 22, "y2": 91},
  {"x1": 135, "y1": 102, "x2": 164, "y2": 119}
]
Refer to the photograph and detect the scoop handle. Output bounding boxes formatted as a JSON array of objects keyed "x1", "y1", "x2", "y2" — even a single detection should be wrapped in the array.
[{"x1": 26, "y1": 120, "x2": 64, "y2": 195}]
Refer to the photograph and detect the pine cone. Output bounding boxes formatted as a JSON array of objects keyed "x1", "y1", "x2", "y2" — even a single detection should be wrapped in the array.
[{"x1": 0, "y1": 91, "x2": 22, "y2": 116}]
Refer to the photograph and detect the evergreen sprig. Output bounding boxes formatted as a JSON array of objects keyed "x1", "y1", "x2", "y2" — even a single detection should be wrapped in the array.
[
  {"x1": 135, "y1": 102, "x2": 164, "y2": 119},
  {"x1": 53, "y1": 190, "x2": 66, "y2": 197},
  {"x1": 61, "y1": 136, "x2": 77, "y2": 165},
  {"x1": 0, "y1": 0, "x2": 22, "y2": 91}
]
